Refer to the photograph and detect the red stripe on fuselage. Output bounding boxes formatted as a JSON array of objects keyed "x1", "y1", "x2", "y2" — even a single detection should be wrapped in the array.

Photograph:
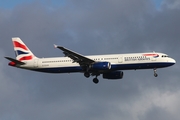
[
  {"x1": 19, "y1": 56, "x2": 33, "y2": 61},
  {"x1": 143, "y1": 54, "x2": 159, "y2": 56},
  {"x1": 13, "y1": 41, "x2": 28, "y2": 50}
]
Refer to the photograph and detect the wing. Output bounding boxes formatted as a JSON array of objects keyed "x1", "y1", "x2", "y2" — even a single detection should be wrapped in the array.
[{"x1": 54, "y1": 45, "x2": 95, "y2": 65}]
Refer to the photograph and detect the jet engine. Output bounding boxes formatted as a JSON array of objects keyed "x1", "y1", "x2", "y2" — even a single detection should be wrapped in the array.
[
  {"x1": 103, "y1": 71, "x2": 124, "y2": 79},
  {"x1": 90, "y1": 62, "x2": 111, "y2": 70}
]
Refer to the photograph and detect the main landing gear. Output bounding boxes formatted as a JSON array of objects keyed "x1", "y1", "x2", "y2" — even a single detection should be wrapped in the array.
[
  {"x1": 93, "y1": 77, "x2": 99, "y2": 84},
  {"x1": 84, "y1": 72, "x2": 99, "y2": 84},
  {"x1": 84, "y1": 72, "x2": 90, "y2": 78},
  {"x1": 153, "y1": 68, "x2": 158, "y2": 77}
]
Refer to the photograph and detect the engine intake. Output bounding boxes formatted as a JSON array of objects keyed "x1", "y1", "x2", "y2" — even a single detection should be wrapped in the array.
[
  {"x1": 90, "y1": 62, "x2": 111, "y2": 70},
  {"x1": 103, "y1": 71, "x2": 124, "y2": 79}
]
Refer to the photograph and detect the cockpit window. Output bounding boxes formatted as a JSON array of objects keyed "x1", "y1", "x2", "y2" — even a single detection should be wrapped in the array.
[{"x1": 162, "y1": 55, "x2": 169, "y2": 57}]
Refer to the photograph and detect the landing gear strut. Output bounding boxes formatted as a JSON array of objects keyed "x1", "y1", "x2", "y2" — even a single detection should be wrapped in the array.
[
  {"x1": 92, "y1": 73, "x2": 100, "y2": 84},
  {"x1": 153, "y1": 68, "x2": 158, "y2": 77}
]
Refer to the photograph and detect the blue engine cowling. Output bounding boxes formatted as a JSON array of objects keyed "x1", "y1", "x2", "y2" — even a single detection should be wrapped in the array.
[
  {"x1": 103, "y1": 71, "x2": 124, "y2": 79},
  {"x1": 90, "y1": 62, "x2": 111, "y2": 70}
]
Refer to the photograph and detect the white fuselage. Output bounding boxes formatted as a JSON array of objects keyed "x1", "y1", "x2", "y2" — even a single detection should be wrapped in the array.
[
  {"x1": 7, "y1": 37, "x2": 176, "y2": 83},
  {"x1": 17, "y1": 52, "x2": 176, "y2": 73}
]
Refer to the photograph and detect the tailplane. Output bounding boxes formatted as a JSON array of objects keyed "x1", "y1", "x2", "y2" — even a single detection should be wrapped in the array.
[
  {"x1": 4, "y1": 57, "x2": 25, "y2": 66},
  {"x1": 12, "y1": 37, "x2": 37, "y2": 61}
]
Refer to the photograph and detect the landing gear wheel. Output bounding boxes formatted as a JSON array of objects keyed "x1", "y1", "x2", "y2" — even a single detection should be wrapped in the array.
[
  {"x1": 93, "y1": 78, "x2": 99, "y2": 84},
  {"x1": 84, "y1": 72, "x2": 90, "y2": 78},
  {"x1": 154, "y1": 73, "x2": 158, "y2": 77}
]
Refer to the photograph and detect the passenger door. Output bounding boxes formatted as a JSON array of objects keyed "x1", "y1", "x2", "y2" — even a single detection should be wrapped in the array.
[{"x1": 118, "y1": 56, "x2": 123, "y2": 63}]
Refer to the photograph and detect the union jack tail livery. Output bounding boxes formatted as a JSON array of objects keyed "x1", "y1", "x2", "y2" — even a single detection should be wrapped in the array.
[{"x1": 12, "y1": 38, "x2": 37, "y2": 61}]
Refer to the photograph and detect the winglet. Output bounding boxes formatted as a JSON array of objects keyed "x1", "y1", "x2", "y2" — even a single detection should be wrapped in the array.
[
  {"x1": 54, "y1": 44, "x2": 58, "y2": 48},
  {"x1": 54, "y1": 44, "x2": 64, "y2": 49}
]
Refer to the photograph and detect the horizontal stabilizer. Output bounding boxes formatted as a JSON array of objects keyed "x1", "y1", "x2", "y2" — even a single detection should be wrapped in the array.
[{"x1": 4, "y1": 57, "x2": 25, "y2": 65}]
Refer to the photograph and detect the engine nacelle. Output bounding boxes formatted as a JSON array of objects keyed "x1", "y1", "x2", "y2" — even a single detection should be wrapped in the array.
[
  {"x1": 103, "y1": 71, "x2": 124, "y2": 79},
  {"x1": 90, "y1": 62, "x2": 111, "y2": 71}
]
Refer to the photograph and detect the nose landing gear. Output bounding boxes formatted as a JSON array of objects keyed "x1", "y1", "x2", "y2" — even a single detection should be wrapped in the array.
[{"x1": 153, "y1": 68, "x2": 158, "y2": 77}]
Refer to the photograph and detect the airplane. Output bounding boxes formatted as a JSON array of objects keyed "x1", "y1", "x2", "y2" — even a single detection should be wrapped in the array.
[{"x1": 5, "y1": 37, "x2": 176, "y2": 84}]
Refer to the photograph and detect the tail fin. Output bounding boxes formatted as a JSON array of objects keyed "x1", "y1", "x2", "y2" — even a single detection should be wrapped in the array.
[{"x1": 12, "y1": 37, "x2": 38, "y2": 61}]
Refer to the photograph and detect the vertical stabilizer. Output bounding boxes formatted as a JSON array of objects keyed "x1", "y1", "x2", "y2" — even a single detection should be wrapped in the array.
[{"x1": 12, "y1": 37, "x2": 37, "y2": 61}]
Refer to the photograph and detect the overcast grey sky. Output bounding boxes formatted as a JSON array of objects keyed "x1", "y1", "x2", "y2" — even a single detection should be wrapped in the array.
[{"x1": 0, "y1": 0, "x2": 180, "y2": 120}]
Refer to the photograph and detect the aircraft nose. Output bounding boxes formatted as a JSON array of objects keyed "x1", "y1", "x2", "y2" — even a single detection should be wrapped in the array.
[
  {"x1": 173, "y1": 59, "x2": 176, "y2": 64},
  {"x1": 170, "y1": 58, "x2": 176, "y2": 65}
]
